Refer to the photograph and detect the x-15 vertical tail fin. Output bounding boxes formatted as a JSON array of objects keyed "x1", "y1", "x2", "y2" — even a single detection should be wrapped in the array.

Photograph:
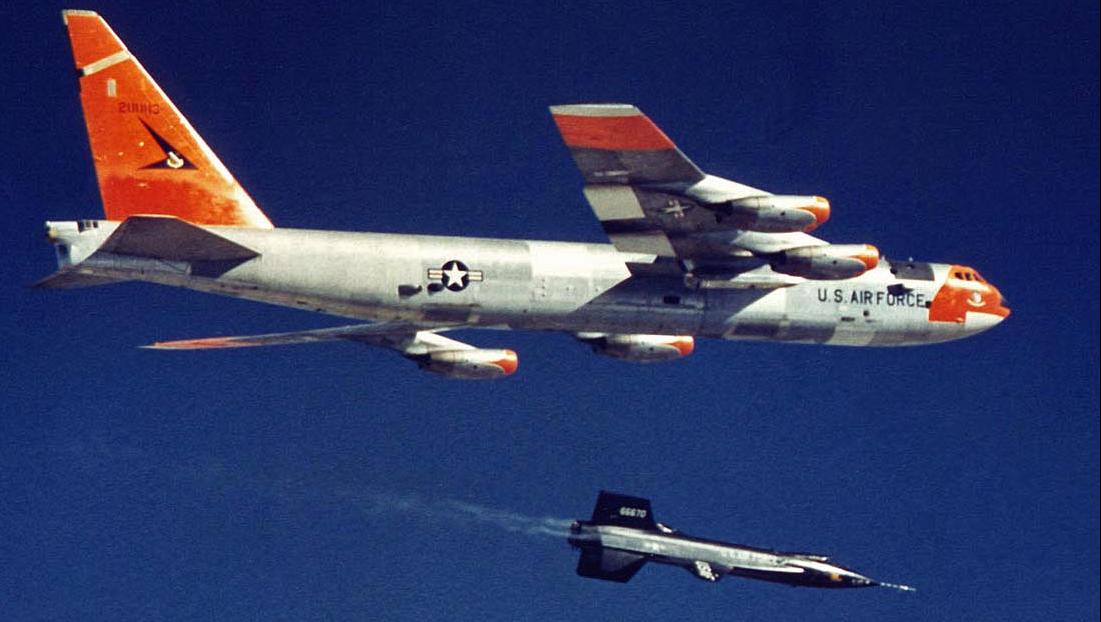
[{"x1": 591, "y1": 491, "x2": 658, "y2": 531}]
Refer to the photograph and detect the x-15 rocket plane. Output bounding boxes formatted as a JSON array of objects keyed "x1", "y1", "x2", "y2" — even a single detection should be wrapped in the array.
[
  {"x1": 40, "y1": 11, "x2": 1009, "y2": 379},
  {"x1": 570, "y1": 492, "x2": 914, "y2": 591}
]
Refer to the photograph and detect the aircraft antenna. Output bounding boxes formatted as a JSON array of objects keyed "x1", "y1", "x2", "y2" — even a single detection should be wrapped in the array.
[{"x1": 879, "y1": 580, "x2": 917, "y2": 592}]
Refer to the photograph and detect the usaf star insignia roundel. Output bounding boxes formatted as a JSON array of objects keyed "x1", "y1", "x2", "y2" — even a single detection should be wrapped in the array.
[{"x1": 427, "y1": 260, "x2": 485, "y2": 291}]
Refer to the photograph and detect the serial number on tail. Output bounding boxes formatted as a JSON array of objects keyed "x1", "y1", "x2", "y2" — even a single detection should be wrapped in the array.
[{"x1": 117, "y1": 102, "x2": 160, "y2": 114}]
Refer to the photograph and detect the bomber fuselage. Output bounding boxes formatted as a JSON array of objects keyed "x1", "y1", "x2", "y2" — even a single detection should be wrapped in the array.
[{"x1": 47, "y1": 219, "x2": 1008, "y2": 347}]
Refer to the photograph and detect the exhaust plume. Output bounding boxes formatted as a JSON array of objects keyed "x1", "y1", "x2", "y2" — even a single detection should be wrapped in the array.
[{"x1": 351, "y1": 490, "x2": 574, "y2": 539}]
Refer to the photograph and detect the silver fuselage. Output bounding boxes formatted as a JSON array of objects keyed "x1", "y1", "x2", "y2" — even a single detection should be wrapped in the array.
[
  {"x1": 48, "y1": 219, "x2": 997, "y2": 346},
  {"x1": 569, "y1": 522, "x2": 875, "y2": 587}
]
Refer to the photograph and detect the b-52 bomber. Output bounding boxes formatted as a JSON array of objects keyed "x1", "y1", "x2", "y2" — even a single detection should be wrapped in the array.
[
  {"x1": 570, "y1": 491, "x2": 914, "y2": 591},
  {"x1": 40, "y1": 11, "x2": 1010, "y2": 379}
]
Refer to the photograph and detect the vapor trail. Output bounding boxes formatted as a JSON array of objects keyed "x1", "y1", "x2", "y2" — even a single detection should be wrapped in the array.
[{"x1": 351, "y1": 490, "x2": 574, "y2": 539}]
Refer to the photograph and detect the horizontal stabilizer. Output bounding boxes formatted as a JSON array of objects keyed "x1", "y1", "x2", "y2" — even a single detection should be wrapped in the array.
[
  {"x1": 577, "y1": 548, "x2": 647, "y2": 583},
  {"x1": 33, "y1": 269, "x2": 128, "y2": 289},
  {"x1": 100, "y1": 216, "x2": 259, "y2": 262}
]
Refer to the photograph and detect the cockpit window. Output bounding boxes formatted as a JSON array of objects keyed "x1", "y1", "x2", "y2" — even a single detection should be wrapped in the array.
[{"x1": 953, "y1": 268, "x2": 988, "y2": 283}]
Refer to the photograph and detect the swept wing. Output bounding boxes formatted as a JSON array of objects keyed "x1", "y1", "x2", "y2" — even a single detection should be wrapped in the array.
[
  {"x1": 147, "y1": 324, "x2": 519, "y2": 380},
  {"x1": 550, "y1": 103, "x2": 828, "y2": 261}
]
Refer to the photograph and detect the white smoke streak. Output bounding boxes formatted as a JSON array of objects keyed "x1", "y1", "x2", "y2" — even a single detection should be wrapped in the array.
[
  {"x1": 351, "y1": 490, "x2": 574, "y2": 539},
  {"x1": 49, "y1": 439, "x2": 576, "y2": 540},
  {"x1": 443, "y1": 500, "x2": 575, "y2": 538}
]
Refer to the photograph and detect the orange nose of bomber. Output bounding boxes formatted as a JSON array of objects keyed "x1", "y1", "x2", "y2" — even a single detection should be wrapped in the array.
[
  {"x1": 969, "y1": 271, "x2": 1010, "y2": 320},
  {"x1": 987, "y1": 282, "x2": 1011, "y2": 319},
  {"x1": 929, "y1": 265, "x2": 1010, "y2": 325}
]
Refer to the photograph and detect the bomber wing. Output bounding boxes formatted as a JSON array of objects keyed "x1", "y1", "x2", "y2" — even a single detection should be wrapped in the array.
[
  {"x1": 144, "y1": 321, "x2": 447, "y2": 351},
  {"x1": 145, "y1": 322, "x2": 518, "y2": 379},
  {"x1": 550, "y1": 104, "x2": 881, "y2": 287},
  {"x1": 550, "y1": 103, "x2": 828, "y2": 260}
]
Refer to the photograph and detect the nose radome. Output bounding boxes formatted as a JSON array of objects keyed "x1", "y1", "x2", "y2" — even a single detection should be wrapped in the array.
[
  {"x1": 968, "y1": 311, "x2": 1006, "y2": 333},
  {"x1": 975, "y1": 279, "x2": 1011, "y2": 324},
  {"x1": 991, "y1": 284, "x2": 1011, "y2": 318}
]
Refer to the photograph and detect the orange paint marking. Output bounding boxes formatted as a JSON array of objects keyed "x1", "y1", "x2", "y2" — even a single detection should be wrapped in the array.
[
  {"x1": 670, "y1": 336, "x2": 695, "y2": 357},
  {"x1": 851, "y1": 244, "x2": 879, "y2": 271},
  {"x1": 64, "y1": 12, "x2": 126, "y2": 69},
  {"x1": 552, "y1": 113, "x2": 676, "y2": 151},
  {"x1": 63, "y1": 12, "x2": 272, "y2": 228},
  {"x1": 801, "y1": 196, "x2": 831, "y2": 231},
  {"x1": 929, "y1": 265, "x2": 1011, "y2": 323},
  {"x1": 149, "y1": 337, "x2": 257, "y2": 350},
  {"x1": 493, "y1": 350, "x2": 519, "y2": 375}
]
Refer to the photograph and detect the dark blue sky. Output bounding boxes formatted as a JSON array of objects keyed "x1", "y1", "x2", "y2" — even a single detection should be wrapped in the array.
[{"x1": 2, "y1": 1, "x2": 1097, "y2": 619}]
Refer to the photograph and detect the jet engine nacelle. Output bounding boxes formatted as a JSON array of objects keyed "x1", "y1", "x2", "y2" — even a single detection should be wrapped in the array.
[
  {"x1": 722, "y1": 195, "x2": 831, "y2": 233},
  {"x1": 414, "y1": 349, "x2": 518, "y2": 379},
  {"x1": 576, "y1": 333, "x2": 695, "y2": 363},
  {"x1": 770, "y1": 244, "x2": 880, "y2": 280}
]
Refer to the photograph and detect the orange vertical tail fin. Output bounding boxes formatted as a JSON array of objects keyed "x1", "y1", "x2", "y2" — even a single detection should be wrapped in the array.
[{"x1": 62, "y1": 10, "x2": 273, "y2": 228}]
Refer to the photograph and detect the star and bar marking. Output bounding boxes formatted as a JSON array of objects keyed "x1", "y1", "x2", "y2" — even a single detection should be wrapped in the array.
[{"x1": 427, "y1": 260, "x2": 484, "y2": 291}]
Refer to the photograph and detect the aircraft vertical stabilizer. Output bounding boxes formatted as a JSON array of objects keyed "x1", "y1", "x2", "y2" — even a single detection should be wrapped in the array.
[
  {"x1": 61, "y1": 10, "x2": 272, "y2": 228},
  {"x1": 591, "y1": 491, "x2": 658, "y2": 530}
]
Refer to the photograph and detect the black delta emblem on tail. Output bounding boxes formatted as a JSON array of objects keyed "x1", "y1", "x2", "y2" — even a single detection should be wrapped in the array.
[
  {"x1": 138, "y1": 119, "x2": 196, "y2": 170},
  {"x1": 427, "y1": 260, "x2": 484, "y2": 291}
]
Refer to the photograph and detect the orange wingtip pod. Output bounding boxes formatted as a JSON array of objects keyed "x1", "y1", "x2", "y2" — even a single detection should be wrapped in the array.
[
  {"x1": 551, "y1": 105, "x2": 676, "y2": 151},
  {"x1": 62, "y1": 11, "x2": 273, "y2": 229}
]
